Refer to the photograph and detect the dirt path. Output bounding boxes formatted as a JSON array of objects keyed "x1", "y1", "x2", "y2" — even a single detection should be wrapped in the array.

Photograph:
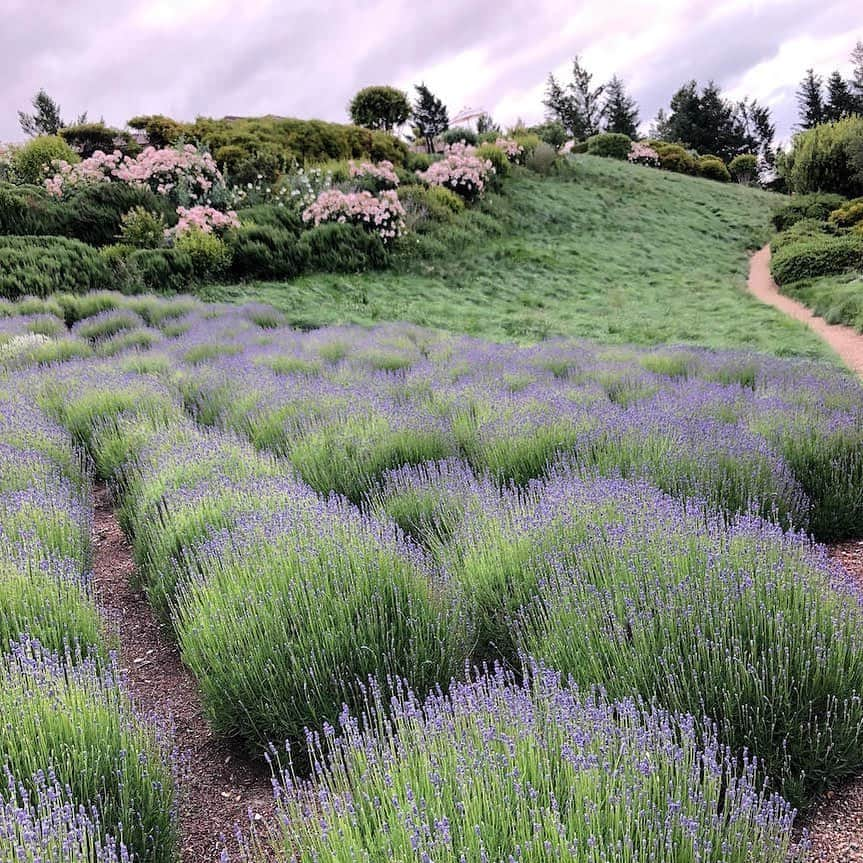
[
  {"x1": 747, "y1": 246, "x2": 863, "y2": 377},
  {"x1": 92, "y1": 484, "x2": 274, "y2": 863}
]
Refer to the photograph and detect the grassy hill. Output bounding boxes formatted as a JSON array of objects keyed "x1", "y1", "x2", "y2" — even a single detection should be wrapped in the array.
[{"x1": 204, "y1": 155, "x2": 833, "y2": 360}]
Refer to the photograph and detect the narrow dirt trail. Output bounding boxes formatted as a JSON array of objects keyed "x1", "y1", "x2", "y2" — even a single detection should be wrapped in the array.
[
  {"x1": 91, "y1": 484, "x2": 274, "y2": 863},
  {"x1": 747, "y1": 246, "x2": 863, "y2": 377}
]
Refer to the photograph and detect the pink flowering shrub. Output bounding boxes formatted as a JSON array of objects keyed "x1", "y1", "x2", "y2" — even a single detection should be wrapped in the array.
[
  {"x1": 172, "y1": 205, "x2": 240, "y2": 237},
  {"x1": 628, "y1": 142, "x2": 661, "y2": 168},
  {"x1": 349, "y1": 159, "x2": 399, "y2": 187},
  {"x1": 417, "y1": 143, "x2": 494, "y2": 201},
  {"x1": 494, "y1": 138, "x2": 524, "y2": 161},
  {"x1": 46, "y1": 143, "x2": 227, "y2": 207},
  {"x1": 302, "y1": 189, "x2": 405, "y2": 242}
]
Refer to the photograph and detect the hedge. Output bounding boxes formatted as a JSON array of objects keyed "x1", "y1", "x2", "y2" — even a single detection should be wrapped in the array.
[{"x1": 771, "y1": 234, "x2": 863, "y2": 285}]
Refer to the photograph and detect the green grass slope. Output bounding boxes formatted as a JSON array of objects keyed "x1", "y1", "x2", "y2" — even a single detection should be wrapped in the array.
[
  {"x1": 781, "y1": 272, "x2": 863, "y2": 333},
  {"x1": 204, "y1": 155, "x2": 833, "y2": 359}
]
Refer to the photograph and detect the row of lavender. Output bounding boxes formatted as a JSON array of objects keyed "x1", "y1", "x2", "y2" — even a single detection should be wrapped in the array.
[
  {"x1": 3, "y1": 292, "x2": 863, "y2": 859},
  {"x1": 0, "y1": 376, "x2": 177, "y2": 862}
]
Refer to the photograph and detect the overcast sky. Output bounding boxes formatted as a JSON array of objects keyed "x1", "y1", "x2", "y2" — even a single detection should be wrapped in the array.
[{"x1": 1, "y1": 0, "x2": 860, "y2": 145}]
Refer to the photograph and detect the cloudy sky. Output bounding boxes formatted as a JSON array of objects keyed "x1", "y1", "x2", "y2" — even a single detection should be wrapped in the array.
[{"x1": 1, "y1": 0, "x2": 860, "y2": 145}]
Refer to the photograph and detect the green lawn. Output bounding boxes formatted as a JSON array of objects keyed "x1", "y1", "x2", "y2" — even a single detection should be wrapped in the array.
[{"x1": 203, "y1": 155, "x2": 834, "y2": 360}]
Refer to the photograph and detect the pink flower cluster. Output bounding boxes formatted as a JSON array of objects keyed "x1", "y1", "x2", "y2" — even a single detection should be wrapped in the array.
[
  {"x1": 628, "y1": 142, "x2": 661, "y2": 167},
  {"x1": 172, "y1": 205, "x2": 240, "y2": 236},
  {"x1": 348, "y1": 159, "x2": 399, "y2": 187},
  {"x1": 302, "y1": 188, "x2": 405, "y2": 242},
  {"x1": 494, "y1": 137, "x2": 524, "y2": 161},
  {"x1": 45, "y1": 144, "x2": 225, "y2": 204},
  {"x1": 417, "y1": 143, "x2": 494, "y2": 200}
]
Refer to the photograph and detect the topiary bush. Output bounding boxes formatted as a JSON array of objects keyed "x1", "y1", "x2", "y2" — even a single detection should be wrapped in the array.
[
  {"x1": 586, "y1": 132, "x2": 632, "y2": 159},
  {"x1": 697, "y1": 156, "x2": 731, "y2": 182},
  {"x1": 0, "y1": 236, "x2": 112, "y2": 298},
  {"x1": 301, "y1": 222, "x2": 387, "y2": 273},
  {"x1": 653, "y1": 143, "x2": 697, "y2": 174},
  {"x1": 771, "y1": 234, "x2": 863, "y2": 285},
  {"x1": 11, "y1": 136, "x2": 78, "y2": 185},
  {"x1": 225, "y1": 224, "x2": 309, "y2": 280},
  {"x1": 729, "y1": 153, "x2": 759, "y2": 184},
  {"x1": 772, "y1": 193, "x2": 847, "y2": 230}
]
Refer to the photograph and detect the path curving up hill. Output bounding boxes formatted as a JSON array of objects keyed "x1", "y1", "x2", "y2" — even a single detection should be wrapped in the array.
[{"x1": 748, "y1": 245, "x2": 863, "y2": 377}]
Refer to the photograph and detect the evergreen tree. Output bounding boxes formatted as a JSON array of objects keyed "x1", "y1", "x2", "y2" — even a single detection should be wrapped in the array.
[
  {"x1": 602, "y1": 75, "x2": 640, "y2": 138},
  {"x1": 736, "y1": 98, "x2": 776, "y2": 171},
  {"x1": 543, "y1": 56, "x2": 604, "y2": 139},
  {"x1": 796, "y1": 69, "x2": 825, "y2": 129},
  {"x1": 18, "y1": 89, "x2": 65, "y2": 137},
  {"x1": 649, "y1": 108, "x2": 672, "y2": 140},
  {"x1": 412, "y1": 83, "x2": 449, "y2": 154},
  {"x1": 851, "y1": 40, "x2": 863, "y2": 103},
  {"x1": 476, "y1": 113, "x2": 500, "y2": 134},
  {"x1": 825, "y1": 71, "x2": 856, "y2": 121}
]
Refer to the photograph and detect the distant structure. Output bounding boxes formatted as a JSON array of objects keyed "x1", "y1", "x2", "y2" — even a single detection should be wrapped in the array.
[{"x1": 450, "y1": 106, "x2": 488, "y2": 130}]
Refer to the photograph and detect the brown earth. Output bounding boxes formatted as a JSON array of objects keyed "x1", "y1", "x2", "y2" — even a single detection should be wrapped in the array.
[
  {"x1": 91, "y1": 484, "x2": 275, "y2": 863},
  {"x1": 747, "y1": 246, "x2": 863, "y2": 378}
]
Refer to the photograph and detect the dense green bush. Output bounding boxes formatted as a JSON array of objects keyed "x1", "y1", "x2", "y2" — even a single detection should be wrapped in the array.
[
  {"x1": 586, "y1": 132, "x2": 632, "y2": 159},
  {"x1": 771, "y1": 233, "x2": 863, "y2": 285},
  {"x1": 130, "y1": 114, "x2": 408, "y2": 169},
  {"x1": 302, "y1": 222, "x2": 387, "y2": 273},
  {"x1": 698, "y1": 156, "x2": 731, "y2": 182},
  {"x1": 0, "y1": 183, "x2": 66, "y2": 235},
  {"x1": 0, "y1": 236, "x2": 111, "y2": 298},
  {"x1": 11, "y1": 136, "x2": 78, "y2": 184},
  {"x1": 531, "y1": 121, "x2": 568, "y2": 149},
  {"x1": 127, "y1": 248, "x2": 194, "y2": 293},
  {"x1": 525, "y1": 142, "x2": 558, "y2": 175},
  {"x1": 60, "y1": 122, "x2": 140, "y2": 158},
  {"x1": 118, "y1": 206, "x2": 166, "y2": 248},
  {"x1": 475, "y1": 143, "x2": 509, "y2": 180},
  {"x1": 783, "y1": 117, "x2": 863, "y2": 198},
  {"x1": 399, "y1": 183, "x2": 465, "y2": 229},
  {"x1": 348, "y1": 86, "x2": 411, "y2": 132},
  {"x1": 64, "y1": 182, "x2": 174, "y2": 247},
  {"x1": 405, "y1": 151, "x2": 434, "y2": 173},
  {"x1": 772, "y1": 193, "x2": 847, "y2": 230},
  {"x1": 225, "y1": 224, "x2": 309, "y2": 279},
  {"x1": 173, "y1": 228, "x2": 231, "y2": 279},
  {"x1": 771, "y1": 218, "x2": 833, "y2": 254},
  {"x1": 236, "y1": 204, "x2": 302, "y2": 234},
  {"x1": 652, "y1": 143, "x2": 698, "y2": 174},
  {"x1": 729, "y1": 153, "x2": 759, "y2": 184},
  {"x1": 441, "y1": 127, "x2": 479, "y2": 147},
  {"x1": 829, "y1": 197, "x2": 863, "y2": 229}
]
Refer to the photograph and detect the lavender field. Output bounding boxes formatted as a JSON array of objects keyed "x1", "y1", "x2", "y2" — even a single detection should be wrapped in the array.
[{"x1": 2, "y1": 290, "x2": 863, "y2": 861}]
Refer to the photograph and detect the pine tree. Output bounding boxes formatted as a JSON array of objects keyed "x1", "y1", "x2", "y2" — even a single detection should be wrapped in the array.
[
  {"x1": 825, "y1": 71, "x2": 856, "y2": 121},
  {"x1": 476, "y1": 113, "x2": 500, "y2": 134},
  {"x1": 543, "y1": 56, "x2": 604, "y2": 140},
  {"x1": 851, "y1": 40, "x2": 863, "y2": 101},
  {"x1": 17, "y1": 89, "x2": 65, "y2": 137},
  {"x1": 602, "y1": 75, "x2": 640, "y2": 138},
  {"x1": 412, "y1": 83, "x2": 449, "y2": 154},
  {"x1": 796, "y1": 69, "x2": 825, "y2": 129}
]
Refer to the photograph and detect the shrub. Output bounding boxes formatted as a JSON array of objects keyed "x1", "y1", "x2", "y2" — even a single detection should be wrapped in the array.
[
  {"x1": 250, "y1": 669, "x2": 800, "y2": 863},
  {"x1": 226, "y1": 224, "x2": 309, "y2": 280},
  {"x1": 236, "y1": 203, "x2": 302, "y2": 234},
  {"x1": 0, "y1": 640, "x2": 177, "y2": 863},
  {"x1": 531, "y1": 120, "x2": 568, "y2": 148},
  {"x1": 653, "y1": 142, "x2": 697, "y2": 174},
  {"x1": 301, "y1": 188, "x2": 405, "y2": 241},
  {"x1": 771, "y1": 233, "x2": 863, "y2": 285},
  {"x1": 520, "y1": 483, "x2": 863, "y2": 808},
  {"x1": 348, "y1": 85, "x2": 411, "y2": 132},
  {"x1": 511, "y1": 132, "x2": 541, "y2": 156},
  {"x1": 118, "y1": 206, "x2": 166, "y2": 248},
  {"x1": 829, "y1": 197, "x2": 863, "y2": 229},
  {"x1": 784, "y1": 116, "x2": 863, "y2": 198},
  {"x1": 0, "y1": 183, "x2": 67, "y2": 235},
  {"x1": 399, "y1": 184, "x2": 465, "y2": 230},
  {"x1": 173, "y1": 227, "x2": 231, "y2": 279},
  {"x1": 770, "y1": 218, "x2": 832, "y2": 254},
  {"x1": 64, "y1": 181, "x2": 173, "y2": 246},
  {"x1": 627, "y1": 141, "x2": 661, "y2": 167},
  {"x1": 586, "y1": 132, "x2": 632, "y2": 159},
  {"x1": 173, "y1": 205, "x2": 239, "y2": 236},
  {"x1": 729, "y1": 153, "x2": 759, "y2": 184},
  {"x1": 474, "y1": 143, "x2": 509, "y2": 181},
  {"x1": 301, "y1": 221, "x2": 387, "y2": 272},
  {"x1": 175, "y1": 498, "x2": 465, "y2": 749},
  {"x1": 126, "y1": 248, "x2": 194, "y2": 293},
  {"x1": 60, "y1": 122, "x2": 140, "y2": 158},
  {"x1": 0, "y1": 236, "x2": 111, "y2": 298},
  {"x1": 525, "y1": 141, "x2": 557, "y2": 175},
  {"x1": 771, "y1": 192, "x2": 846, "y2": 230},
  {"x1": 11, "y1": 136, "x2": 78, "y2": 185},
  {"x1": 697, "y1": 155, "x2": 731, "y2": 182},
  {"x1": 405, "y1": 151, "x2": 433, "y2": 173},
  {"x1": 440, "y1": 126, "x2": 479, "y2": 147},
  {"x1": 417, "y1": 144, "x2": 494, "y2": 202}
]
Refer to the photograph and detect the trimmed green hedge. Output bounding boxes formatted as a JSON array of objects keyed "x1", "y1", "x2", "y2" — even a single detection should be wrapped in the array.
[
  {"x1": 771, "y1": 234, "x2": 863, "y2": 285},
  {"x1": 0, "y1": 236, "x2": 112, "y2": 298},
  {"x1": 586, "y1": 133, "x2": 632, "y2": 159},
  {"x1": 772, "y1": 193, "x2": 847, "y2": 231}
]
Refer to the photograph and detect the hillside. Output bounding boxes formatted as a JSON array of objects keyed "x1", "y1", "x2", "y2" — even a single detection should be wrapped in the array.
[{"x1": 204, "y1": 155, "x2": 833, "y2": 360}]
